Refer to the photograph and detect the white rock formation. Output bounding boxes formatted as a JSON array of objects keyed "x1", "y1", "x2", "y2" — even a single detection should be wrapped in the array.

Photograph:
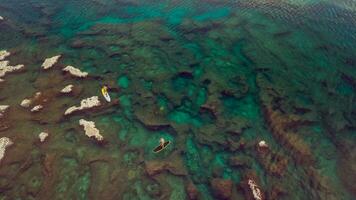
[
  {"x1": 0, "y1": 105, "x2": 9, "y2": 118},
  {"x1": 0, "y1": 137, "x2": 13, "y2": 163},
  {"x1": 21, "y1": 92, "x2": 42, "y2": 108},
  {"x1": 0, "y1": 16, "x2": 3, "y2": 21},
  {"x1": 31, "y1": 105, "x2": 43, "y2": 112},
  {"x1": 248, "y1": 179, "x2": 263, "y2": 200},
  {"x1": 63, "y1": 66, "x2": 88, "y2": 78},
  {"x1": 20, "y1": 99, "x2": 32, "y2": 108},
  {"x1": 60, "y1": 84, "x2": 73, "y2": 94},
  {"x1": 0, "y1": 61, "x2": 24, "y2": 78},
  {"x1": 39, "y1": 132, "x2": 49, "y2": 142},
  {"x1": 64, "y1": 96, "x2": 101, "y2": 115},
  {"x1": 79, "y1": 119, "x2": 103, "y2": 141},
  {"x1": 258, "y1": 140, "x2": 268, "y2": 148},
  {"x1": 41, "y1": 55, "x2": 61, "y2": 70},
  {"x1": 0, "y1": 50, "x2": 10, "y2": 61}
]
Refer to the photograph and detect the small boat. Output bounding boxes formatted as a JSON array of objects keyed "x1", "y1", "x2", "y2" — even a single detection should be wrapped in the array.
[
  {"x1": 153, "y1": 141, "x2": 170, "y2": 153},
  {"x1": 101, "y1": 86, "x2": 111, "y2": 102}
]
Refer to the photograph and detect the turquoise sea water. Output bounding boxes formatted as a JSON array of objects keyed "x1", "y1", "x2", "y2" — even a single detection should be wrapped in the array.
[{"x1": 0, "y1": 0, "x2": 355, "y2": 199}]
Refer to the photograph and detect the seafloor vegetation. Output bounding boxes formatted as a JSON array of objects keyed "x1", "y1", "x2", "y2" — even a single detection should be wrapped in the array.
[{"x1": 0, "y1": 0, "x2": 355, "y2": 199}]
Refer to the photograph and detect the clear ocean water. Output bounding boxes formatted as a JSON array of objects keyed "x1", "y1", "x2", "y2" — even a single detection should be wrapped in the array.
[{"x1": 0, "y1": 0, "x2": 355, "y2": 199}]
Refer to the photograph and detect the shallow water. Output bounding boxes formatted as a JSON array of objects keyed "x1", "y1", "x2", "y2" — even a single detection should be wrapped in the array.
[{"x1": 0, "y1": 0, "x2": 355, "y2": 199}]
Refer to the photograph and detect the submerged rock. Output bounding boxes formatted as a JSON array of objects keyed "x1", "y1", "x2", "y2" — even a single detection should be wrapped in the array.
[
  {"x1": 0, "y1": 50, "x2": 10, "y2": 61},
  {"x1": 145, "y1": 160, "x2": 187, "y2": 176},
  {"x1": 79, "y1": 119, "x2": 103, "y2": 141},
  {"x1": 63, "y1": 65, "x2": 88, "y2": 78},
  {"x1": 0, "y1": 137, "x2": 13, "y2": 163},
  {"x1": 211, "y1": 178, "x2": 233, "y2": 200},
  {"x1": 41, "y1": 55, "x2": 61, "y2": 70},
  {"x1": 229, "y1": 155, "x2": 252, "y2": 168},
  {"x1": 60, "y1": 84, "x2": 73, "y2": 94},
  {"x1": 38, "y1": 132, "x2": 49, "y2": 142},
  {"x1": 186, "y1": 182, "x2": 199, "y2": 200},
  {"x1": 64, "y1": 96, "x2": 101, "y2": 115}
]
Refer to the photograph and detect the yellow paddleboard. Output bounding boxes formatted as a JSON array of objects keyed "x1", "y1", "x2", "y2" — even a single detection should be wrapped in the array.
[{"x1": 101, "y1": 87, "x2": 111, "y2": 102}]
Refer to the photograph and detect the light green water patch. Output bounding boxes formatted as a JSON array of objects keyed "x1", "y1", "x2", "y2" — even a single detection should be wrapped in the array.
[
  {"x1": 185, "y1": 137, "x2": 206, "y2": 182},
  {"x1": 193, "y1": 7, "x2": 231, "y2": 21},
  {"x1": 55, "y1": 157, "x2": 90, "y2": 199},
  {"x1": 141, "y1": 79, "x2": 153, "y2": 90},
  {"x1": 117, "y1": 75, "x2": 130, "y2": 89},
  {"x1": 167, "y1": 7, "x2": 189, "y2": 25},
  {"x1": 113, "y1": 115, "x2": 131, "y2": 141},
  {"x1": 53, "y1": 1, "x2": 98, "y2": 38},
  {"x1": 336, "y1": 79, "x2": 354, "y2": 96},
  {"x1": 233, "y1": 39, "x2": 254, "y2": 66},
  {"x1": 172, "y1": 75, "x2": 193, "y2": 91},
  {"x1": 118, "y1": 128, "x2": 129, "y2": 141},
  {"x1": 221, "y1": 95, "x2": 260, "y2": 121},
  {"x1": 196, "y1": 184, "x2": 214, "y2": 200},
  {"x1": 119, "y1": 95, "x2": 132, "y2": 117},
  {"x1": 73, "y1": 171, "x2": 91, "y2": 200},
  {"x1": 192, "y1": 65, "x2": 204, "y2": 77},
  {"x1": 196, "y1": 87, "x2": 208, "y2": 106},
  {"x1": 168, "y1": 110, "x2": 202, "y2": 127},
  {"x1": 128, "y1": 181, "x2": 153, "y2": 200},
  {"x1": 183, "y1": 43, "x2": 204, "y2": 60},
  {"x1": 157, "y1": 94, "x2": 170, "y2": 110},
  {"x1": 166, "y1": 175, "x2": 187, "y2": 200},
  {"x1": 205, "y1": 38, "x2": 230, "y2": 58},
  {"x1": 123, "y1": 151, "x2": 139, "y2": 166}
]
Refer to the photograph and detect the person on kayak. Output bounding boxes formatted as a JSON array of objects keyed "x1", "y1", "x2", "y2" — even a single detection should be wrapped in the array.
[{"x1": 159, "y1": 138, "x2": 165, "y2": 147}]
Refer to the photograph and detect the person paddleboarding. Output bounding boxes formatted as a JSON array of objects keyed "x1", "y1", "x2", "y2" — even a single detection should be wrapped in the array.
[
  {"x1": 101, "y1": 85, "x2": 111, "y2": 102},
  {"x1": 153, "y1": 137, "x2": 170, "y2": 153}
]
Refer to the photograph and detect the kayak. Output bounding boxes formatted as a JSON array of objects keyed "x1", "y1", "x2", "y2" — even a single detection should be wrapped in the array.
[
  {"x1": 101, "y1": 87, "x2": 111, "y2": 102},
  {"x1": 153, "y1": 141, "x2": 170, "y2": 153}
]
